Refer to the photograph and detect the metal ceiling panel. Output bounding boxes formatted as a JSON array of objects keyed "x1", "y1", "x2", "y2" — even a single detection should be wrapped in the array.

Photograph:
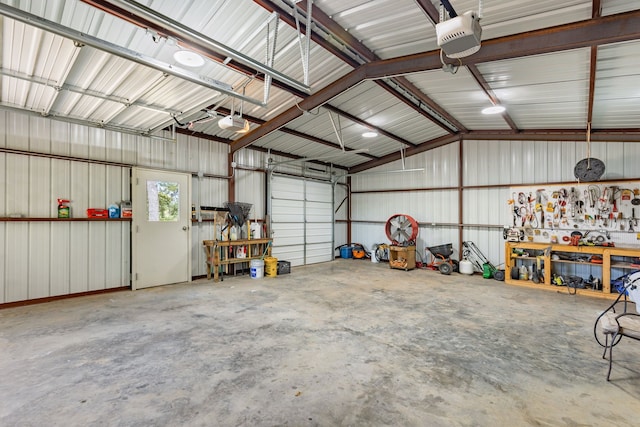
[
  {"x1": 602, "y1": 0, "x2": 640, "y2": 15},
  {"x1": 1, "y1": 77, "x2": 56, "y2": 112},
  {"x1": 593, "y1": 40, "x2": 640, "y2": 128},
  {"x1": 1, "y1": 19, "x2": 79, "y2": 113},
  {"x1": 327, "y1": 81, "x2": 447, "y2": 142},
  {"x1": 477, "y1": 49, "x2": 590, "y2": 129},
  {"x1": 473, "y1": 0, "x2": 590, "y2": 40},
  {"x1": 253, "y1": 128, "x2": 369, "y2": 168},
  {"x1": 407, "y1": 68, "x2": 509, "y2": 130},
  {"x1": 313, "y1": 0, "x2": 436, "y2": 59},
  {"x1": 313, "y1": 1, "x2": 592, "y2": 59}
]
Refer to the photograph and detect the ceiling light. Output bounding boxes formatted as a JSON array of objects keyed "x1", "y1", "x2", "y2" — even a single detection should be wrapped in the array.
[
  {"x1": 173, "y1": 50, "x2": 205, "y2": 67},
  {"x1": 362, "y1": 131, "x2": 378, "y2": 138},
  {"x1": 481, "y1": 105, "x2": 506, "y2": 115}
]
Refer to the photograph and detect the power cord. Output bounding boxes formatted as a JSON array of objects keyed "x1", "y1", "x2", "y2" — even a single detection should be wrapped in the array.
[{"x1": 440, "y1": 49, "x2": 462, "y2": 74}]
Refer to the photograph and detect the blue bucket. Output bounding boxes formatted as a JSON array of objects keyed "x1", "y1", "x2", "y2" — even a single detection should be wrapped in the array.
[{"x1": 340, "y1": 246, "x2": 353, "y2": 259}]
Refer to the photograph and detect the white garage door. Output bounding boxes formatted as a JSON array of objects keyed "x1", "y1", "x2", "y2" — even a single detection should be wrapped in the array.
[{"x1": 269, "y1": 174, "x2": 333, "y2": 267}]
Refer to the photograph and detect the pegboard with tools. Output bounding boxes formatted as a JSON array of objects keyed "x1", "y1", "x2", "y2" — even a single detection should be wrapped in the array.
[{"x1": 506, "y1": 182, "x2": 640, "y2": 246}]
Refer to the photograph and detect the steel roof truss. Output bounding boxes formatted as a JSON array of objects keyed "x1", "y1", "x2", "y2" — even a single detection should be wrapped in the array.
[
  {"x1": 0, "y1": 3, "x2": 267, "y2": 107},
  {"x1": 87, "y1": 0, "x2": 310, "y2": 95}
]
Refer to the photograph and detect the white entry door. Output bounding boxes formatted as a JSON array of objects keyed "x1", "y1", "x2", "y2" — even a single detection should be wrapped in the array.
[{"x1": 132, "y1": 168, "x2": 191, "y2": 290}]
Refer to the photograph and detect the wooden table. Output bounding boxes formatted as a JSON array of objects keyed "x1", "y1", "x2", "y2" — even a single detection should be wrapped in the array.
[{"x1": 203, "y1": 238, "x2": 272, "y2": 282}]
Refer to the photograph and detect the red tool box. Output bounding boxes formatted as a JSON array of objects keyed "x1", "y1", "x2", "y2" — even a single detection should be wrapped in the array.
[{"x1": 87, "y1": 208, "x2": 109, "y2": 218}]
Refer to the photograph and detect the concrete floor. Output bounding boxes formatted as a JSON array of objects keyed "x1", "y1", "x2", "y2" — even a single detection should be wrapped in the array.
[{"x1": 1, "y1": 259, "x2": 640, "y2": 426}]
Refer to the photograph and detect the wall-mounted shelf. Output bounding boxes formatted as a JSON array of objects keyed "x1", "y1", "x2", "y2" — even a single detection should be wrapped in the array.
[{"x1": 0, "y1": 217, "x2": 131, "y2": 222}]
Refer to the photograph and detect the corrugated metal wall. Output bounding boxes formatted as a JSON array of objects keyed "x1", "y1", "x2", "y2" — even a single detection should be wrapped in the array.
[
  {"x1": 350, "y1": 139, "x2": 640, "y2": 270},
  {"x1": 4, "y1": 106, "x2": 640, "y2": 303},
  {"x1": 0, "y1": 110, "x2": 230, "y2": 303},
  {"x1": 350, "y1": 143, "x2": 460, "y2": 263}
]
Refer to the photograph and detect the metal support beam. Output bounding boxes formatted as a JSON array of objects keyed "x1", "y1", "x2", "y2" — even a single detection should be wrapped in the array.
[
  {"x1": 231, "y1": 67, "x2": 367, "y2": 152},
  {"x1": 296, "y1": 0, "x2": 463, "y2": 131},
  {"x1": 466, "y1": 66, "x2": 519, "y2": 131},
  {"x1": 322, "y1": 105, "x2": 417, "y2": 148},
  {"x1": 82, "y1": 0, "x2": 310, "y2": 95},
  {"x1": 365, "y1": 10, "x2": 640, "y2": 78},
  {"x1": 257, "y1": 0, "x2": 462, "y2": 132},
  {"x1": 414, "y1": 0, "x2": 506, "y2": 131},
  {"x1": 350, "y1": 134, "x2": 462, "y2": 173},
  {"x1": 232, "y1": 11, "x2": 640, "y2": 153},
  {"x1": 0, "y1": 67, "x2": 182, "y2": 118},
  {"x1": 214, "y1": 107, "x2": 378, "y2": 160}
]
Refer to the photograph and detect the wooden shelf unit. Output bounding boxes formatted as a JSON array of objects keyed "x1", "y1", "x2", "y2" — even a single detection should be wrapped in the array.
[
  {"x1": 505, "y1": 242, "x2": 640, "y2": 299},
  {"x1": 203, "y1": 238, "x2": 272, "y2": 282}
]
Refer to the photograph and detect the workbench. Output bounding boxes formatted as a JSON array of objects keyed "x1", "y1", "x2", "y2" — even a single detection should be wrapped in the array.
[
  {"x1": 203, "y1": 238, "x2": 272, "y2": 282},
  {"x1": 505, "y1": 241, "x2": 640, "y2": 299}
]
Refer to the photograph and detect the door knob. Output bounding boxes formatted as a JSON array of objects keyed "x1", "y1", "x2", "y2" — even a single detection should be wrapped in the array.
[{"x1": 182, "y1": 226, "x2": 188, "y2": 231}]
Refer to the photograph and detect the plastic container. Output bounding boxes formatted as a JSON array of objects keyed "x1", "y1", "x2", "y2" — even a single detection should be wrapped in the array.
[
  {"x1": 108, "y1": 204, "x2": 120, "y2": 218},
  {"x1": 519, "y1": 265, "x2": 529, "y2": 281},
  {"x1": 459, "y1": 259, "x2": 474, "y2": 275},
  {"x1": 230, "y1": 225, "x2": 238, "y2": 241},
  {"x1": 250, "y1": 259, "x2": 264, "y2": 279},
  {"x1": 340, "y1": 246, "x2": 353, "y2": 259},
  {"x1": 250, "y1": 222, "x2": 262, "y2": 239},
  {"x1": 57, "y1": 199, "x2": 70, "y2": 218},
  {"x1": 264, "y1": 257, "x2": 278, "y2": 277}
]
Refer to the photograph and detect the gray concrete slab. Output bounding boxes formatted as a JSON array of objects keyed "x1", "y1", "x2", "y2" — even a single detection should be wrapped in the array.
[{"x1": 1, "y1": 259, "x2": 639, "y2": 426}]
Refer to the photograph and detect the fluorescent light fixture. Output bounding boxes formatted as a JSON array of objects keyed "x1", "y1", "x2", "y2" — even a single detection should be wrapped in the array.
[
  {"x1": 482, "y1": 105, "x2": 506, "y2": 115},
  {"x1": 362, "y1": 131, "x2": 378, "y2": 138},
  {"x1": 173, "y1": 50, "x2": 205, "y2": 67}
]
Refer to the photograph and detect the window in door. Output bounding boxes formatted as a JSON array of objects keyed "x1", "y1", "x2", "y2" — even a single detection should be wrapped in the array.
[{"x1": 146, "y1": 180, "x2": 180, "y2": 222}]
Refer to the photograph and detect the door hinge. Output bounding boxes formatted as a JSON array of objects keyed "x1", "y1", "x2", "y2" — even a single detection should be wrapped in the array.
[{"x1": 136, "y1": 177, "x2": 139, "y2": 185}]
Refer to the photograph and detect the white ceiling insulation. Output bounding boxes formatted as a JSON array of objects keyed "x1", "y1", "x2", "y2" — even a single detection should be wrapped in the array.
[{"x1": 1, "y1": 0, "x2": 639, "y2": 171}]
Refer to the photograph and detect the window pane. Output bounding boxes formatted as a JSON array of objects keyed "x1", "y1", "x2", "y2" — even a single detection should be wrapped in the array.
[{"x1": 146, "y1": 180, "x2": 180, "y2": 222}]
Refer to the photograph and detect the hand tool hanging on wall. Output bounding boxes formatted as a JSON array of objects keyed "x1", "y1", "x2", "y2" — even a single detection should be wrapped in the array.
[
  {"x1": 519, "y1": 206, "x2": 528, "y2": 227},
  {"x1": 599, "y1": 187, "x2": 610, "y2": 213},
  {"x1": 611, "y1": 186, "x2": 619, "y2": 213},
  {"x1": 588, "y1": 185, "x2": 600, "y2": 209}
]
